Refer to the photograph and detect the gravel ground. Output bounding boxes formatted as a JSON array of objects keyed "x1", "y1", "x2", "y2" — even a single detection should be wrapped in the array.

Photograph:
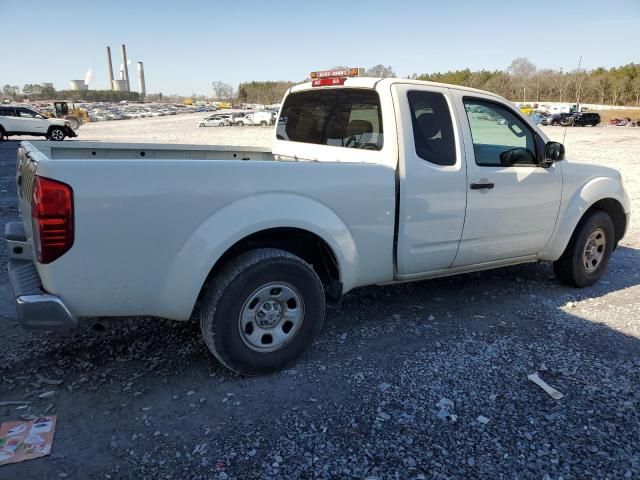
[{"x1": 0, "y1": 122, "x2": 639, "y2": 479}]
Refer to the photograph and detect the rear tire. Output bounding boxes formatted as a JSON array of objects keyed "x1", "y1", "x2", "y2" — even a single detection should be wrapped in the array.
[
  {"x1": 199, "y1": 248, "x2": 326, "y2": 376},
  {"x1": 0, "y1": 126, "x2": 5, "y2": 141},
  {"x1": 47, "y1": 127, "x2": 66, "y2": 141},
  {"x1": 199, "y1": 123, "x2": 205, "y2": 127},
  {"x1": 553, "y1": 210, "x2": 614, "y2": 287}
]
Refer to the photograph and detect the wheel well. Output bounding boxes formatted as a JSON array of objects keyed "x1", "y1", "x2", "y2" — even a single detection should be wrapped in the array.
[
  {"x1": 587, "y1": 198, "x2": 626, "y2": 245},
  {"x1": 202, "y1": 227, "x2": 341, "y2": 297}
]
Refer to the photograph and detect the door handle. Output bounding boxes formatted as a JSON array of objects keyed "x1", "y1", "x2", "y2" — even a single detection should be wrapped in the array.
[{"x1": 470, "y1": 182, "x2": 495, "y2": 190}]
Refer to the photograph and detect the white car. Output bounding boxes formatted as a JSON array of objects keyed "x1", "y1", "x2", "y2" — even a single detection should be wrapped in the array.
[
  {"x1": 198, "y1": 115, "x2": 232, "y2": 127},
  {"x1": 0, "y1": 106, "x2": 77, "y2": 141},
  {"x1": 6, "y1": 70, "x2": 630, "y2": 376},
  {"x1": 236, "y1": 111, "x2": 272, "y2": 126}
]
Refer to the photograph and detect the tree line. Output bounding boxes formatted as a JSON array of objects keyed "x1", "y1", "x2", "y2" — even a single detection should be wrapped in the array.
[
  {"x1": 412, "y1": 59, "x2": 640, "y2": 106},
  {"x1": 214, "y1": 61, "x2": 640, "y2": 107},
  {"x1": 2, "y1": 84, "x2": 141, "y2": 102}
]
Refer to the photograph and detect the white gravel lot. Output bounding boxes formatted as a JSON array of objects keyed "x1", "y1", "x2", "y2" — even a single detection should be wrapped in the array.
[{"x1": 74, "y1": 113, "x2": 275, "y2": 147}]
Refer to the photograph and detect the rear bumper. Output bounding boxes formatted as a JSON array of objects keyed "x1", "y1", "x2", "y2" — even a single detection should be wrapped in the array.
[{"x1": 5, "y1": 222, "x2": 77, "y2": 330}]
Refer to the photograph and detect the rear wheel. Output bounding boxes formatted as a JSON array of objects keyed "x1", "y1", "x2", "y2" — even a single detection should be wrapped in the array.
[
  {"x1": 47, "y1": 127, "x2": 66, "y2": 141},
  {"x1": 553, "y1": 210, "x2": 614, "y2": 287},
  {"x1": 219, "y1": 122, "x2": 225, "y2": 127},
  {"x1": 199, "y1": 123, "x2": 205, "y2": 127},
  {"x1": 199, "y1": 248, "x2": 325, "y2": 376},
  {"x1": 0, "y1": 126, "x2": 5, "y2": 141}
]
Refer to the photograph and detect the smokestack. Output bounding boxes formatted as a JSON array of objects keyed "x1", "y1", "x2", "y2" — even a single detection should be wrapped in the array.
[
  {"x1": 121, "y1": 44, "x2": 130, "y2": 91},
  {"x1": 106, "y1": 46, "x2": 114, "y2": 90},
  {"x1": 137, "y1": 62, "x2": 146, "y2": 97}
]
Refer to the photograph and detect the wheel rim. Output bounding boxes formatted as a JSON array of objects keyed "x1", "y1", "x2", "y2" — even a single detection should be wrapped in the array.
[
  {"x1": 238, "y1": 282, "x2": 304, "y2": 353},
  {"x1": 583, "y1": 228, "x2": 606, "y2": 273},
  {"x1": 51, "y1": 129, "x2": 63, "y2": 140}
]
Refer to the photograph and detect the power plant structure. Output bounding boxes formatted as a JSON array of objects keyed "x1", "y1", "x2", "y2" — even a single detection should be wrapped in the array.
[
  {"x1": 105, "y1": 44, "x2": 146, "y2": 97},
  {"x1": 69, "y1": 80, "x2": 88, "y2": 91},
  {"x1": 137, "y1": 62, "x2": 146, "y2": 97}
]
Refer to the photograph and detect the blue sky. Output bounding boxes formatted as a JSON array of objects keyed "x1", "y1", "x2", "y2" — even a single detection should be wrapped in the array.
[{"x1": 2, "y1": 0, "x2": 639, "y2": 95}]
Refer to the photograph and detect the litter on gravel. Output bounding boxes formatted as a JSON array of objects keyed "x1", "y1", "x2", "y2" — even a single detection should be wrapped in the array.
[{"x1": 527, "y1": 372, "x2": 564, "y2": 400}]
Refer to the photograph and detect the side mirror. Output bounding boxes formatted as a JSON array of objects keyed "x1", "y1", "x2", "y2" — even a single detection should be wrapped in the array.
[{"x1": 543, "y1": 141, "x2": 565, "y2": 166}]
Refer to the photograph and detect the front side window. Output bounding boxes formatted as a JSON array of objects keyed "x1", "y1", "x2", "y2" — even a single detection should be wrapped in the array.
[
  {"x1": 407, "y1": 90, "x2": 456, "y2": 166},
  {"x1": 463, "y1": 98, "x2": 537, "y2": 167},
  {"x1": 18, "y1": 109, "x2": 37, "y2": 118},
  {"x1": 277, "y1": 89, "x2": 383, "y2": 150}
]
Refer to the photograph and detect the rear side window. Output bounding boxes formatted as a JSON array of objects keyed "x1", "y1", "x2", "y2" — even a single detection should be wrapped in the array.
[
  {"x1": 407, "y1": 91, "x2": 456, "y2": 166},
  {"x1": 277, "y1": 89, "x2": 383, "y2": 150},
  {"x1": 0, "y1": 108, "x2": 15, "y2": 117}
]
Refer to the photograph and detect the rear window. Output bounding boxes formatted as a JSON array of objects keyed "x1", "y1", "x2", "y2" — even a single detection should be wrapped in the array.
[{"x1": 277, "y1": 89, "x2": 383, "y2": 150}]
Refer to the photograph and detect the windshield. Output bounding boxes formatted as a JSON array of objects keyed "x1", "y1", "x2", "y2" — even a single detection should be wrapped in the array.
[{"x1": 276, "y1": 88, "x2": 383, "y2": 150}]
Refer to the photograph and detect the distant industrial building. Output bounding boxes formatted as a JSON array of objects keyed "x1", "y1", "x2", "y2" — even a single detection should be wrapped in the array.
[
  {"x1": 106, "y1": 44, "x2": 146, "y2": 95},
  {"x1": 69, "y1": 80, "x2": 88, "y2": 91}
]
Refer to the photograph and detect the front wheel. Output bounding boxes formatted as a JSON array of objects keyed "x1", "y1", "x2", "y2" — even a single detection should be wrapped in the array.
[
  {"x1": 47, "y1": 127, "x2": 66, "y2": 141},
  {"x1": 199, "y1": 248, "x2": 326, "y2": 375},
  {"x1": 260, "y1": 121, "x2": 268, "y2": 127},
  {"x1": 553, "y1": 210, "x2": 614, "y2": 287}
]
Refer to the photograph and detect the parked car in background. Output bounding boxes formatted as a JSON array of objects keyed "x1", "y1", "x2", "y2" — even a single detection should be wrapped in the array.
[
  {"x1": 237, "y1": 111, "x2": 273, "y2": 126},
  {"x1": 541, "y1": 113, "x2": 574, "y2": 126},
  {"x1": 572, "y1": 112, "x2": 601, "y2": 127},
  {"x1": 0, "y1": 106, "x2": 77, "y2": 141},
  {"x1": 233, "y1": 114, "x2": 252, "y2": 126},
  {"x1": 198, "y1": 114, "x2": 232, "y2": 127}
]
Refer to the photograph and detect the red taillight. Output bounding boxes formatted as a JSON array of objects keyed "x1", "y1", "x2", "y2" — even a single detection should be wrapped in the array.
[
  {"x1": 312, "y1": 77, "x2": 346, "y2": 87},
  {"x1": 31, "y1": 176, "x2": 74, "y2": 264}
]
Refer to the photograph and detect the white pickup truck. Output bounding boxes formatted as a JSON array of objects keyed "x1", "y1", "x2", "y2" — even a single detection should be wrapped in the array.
[{"x1": 6, "y1": 69, "x2": 630, "y2": 375}]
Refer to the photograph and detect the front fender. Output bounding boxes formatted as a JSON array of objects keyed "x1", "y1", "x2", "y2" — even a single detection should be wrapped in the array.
[
  {"x1": 158, "y1": 193, "x2": 359, "y2": 319},
  {"x1": 540, "y1": 175, "x2": 630, "y2": 261}
]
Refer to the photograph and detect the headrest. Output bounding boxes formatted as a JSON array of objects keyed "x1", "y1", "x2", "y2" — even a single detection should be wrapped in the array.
[
  {"x1": 345, "y1": 119, "x2": 373, "y2": 138},
  {"x1": 416, "y1": 113, "x2": 444, "y2": 140}
]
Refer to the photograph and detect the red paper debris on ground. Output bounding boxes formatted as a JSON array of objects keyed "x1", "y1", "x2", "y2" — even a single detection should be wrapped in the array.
[{"x1": 0, "y1": 416, "x2": 57, "y2": 466}]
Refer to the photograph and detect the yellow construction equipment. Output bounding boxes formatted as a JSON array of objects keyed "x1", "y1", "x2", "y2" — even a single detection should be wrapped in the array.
[{"x1": 46, "y1": 101, "x2": 90, "y2": 129}]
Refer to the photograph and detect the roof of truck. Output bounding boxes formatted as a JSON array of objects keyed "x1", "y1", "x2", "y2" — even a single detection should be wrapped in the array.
[{"x1": 290, "y1": 77, "x2": 506, "y2": 101}]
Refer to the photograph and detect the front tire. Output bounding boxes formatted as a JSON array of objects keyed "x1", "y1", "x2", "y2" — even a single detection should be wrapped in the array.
[
  {"x1": 260, "y1": 120, "x2": 268, "y2": 126},
  {"x1": 48, "y1": 127, "x2": 66, "y2": 141},
  {"x1": 199, "y1": 248, "x2": 326, "y2": 375},
  {"x1": 553, "y1": 210, "x2": 614, "y2": 287}
]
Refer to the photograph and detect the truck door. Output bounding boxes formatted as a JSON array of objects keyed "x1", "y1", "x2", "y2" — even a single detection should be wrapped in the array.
[
  {"x1": 392, "y1": 84, "x2": 468, "y2": 275},
  {"x1": 451, "y1": 94, "x2": 562, "y2": 266}
]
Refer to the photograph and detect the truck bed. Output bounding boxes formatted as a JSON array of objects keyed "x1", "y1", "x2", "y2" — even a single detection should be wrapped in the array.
[
  {"x1": 28, "y1": 141, "x2": 276, "y2": 161},
  {"x1": 17, "y1": 141, "x2": 396, "y2": 320}
]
